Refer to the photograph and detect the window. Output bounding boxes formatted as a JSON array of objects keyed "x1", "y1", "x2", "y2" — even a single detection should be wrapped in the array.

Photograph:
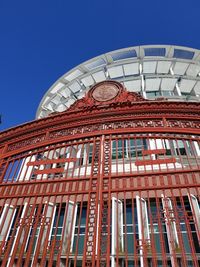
[
  {"x1": 148, "y1": 199, "x2": 169, "y2": 254},
  {"x1": 72, "y1": 205, "x2": 87, "y2": 254},
  {"x1": 124, "y1": 202, "x2": 138, "y2": 254},
  {"x1": 187, "y1": 194, "x2": 200, "y2": 251},
  {"x1": 161, "y1": 90, "x2": 174, "y2": 97},
  {"x1": 161, "y1": 195, "x2": 180, "y2": 254},
  {"x1": 181, "y1": 92, "x2": 190, "y2": 97},
  {"x1": 111, "y1": 50, "x2": 137, "y2": 61},
  {"x1": 136, "y1": 195, "x2": 150, "y2": 266},
  {"x1": 144, "y1": 48, "x2": 166, "y2": 57},
  {"x1": 0, "y1": 204, "x2": 17, "y2": 244},
  {"x1": 3, "y1": 159, "x2": 24, "y2": 182},
  {"x1": 173, "y1": 49, "x2": 194, "y2": 60},
  {"x1": 112, "y1": 138, "x2": 147, "y2": 160},
  {"x1": 49, "y1": 201, "x2": 77, "y2": 255},
  {"x1": 111, "y1": 197, "x2": 124, "y2": 266},
  {"x1": 76, "y1": 143, "x2": 93, "y2": 166},
  {"x1": 146, "y1": 91, "x2": 161, "y2": 99}
]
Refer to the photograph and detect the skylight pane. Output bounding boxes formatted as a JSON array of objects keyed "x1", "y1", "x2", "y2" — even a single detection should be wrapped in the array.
[
  {"x1": 143, "y1": 61, "x2": 157, "y2": 73},
  {"x1": 123, "y1": 63, "x2": 139, "y2": 75},
  {"x1": 124, "y1": 80, "x2": 141, "y2": 92},
  {"x1": 186, "y1": 64, "x2": 200, "y2": 77},
  {"x1": 51, "y1": 95, "x2": 61, "y2": 105},
  {"x1": 111, "y1": 50, "x2": 137, "y2": 61},
  {"x1": 157, "y1": 61, "x2": 171, "y2": 74},
  {"x1": 179, "y1": 79, "x2": 196, "y2": 93},
  {"x1": 107, "y1": 66, "x2": 123, "y2": 78},
  {"x1": 92, "y1": 71, "x2": 106, "y2": 82},
  {"x1": 144, "y1": 48, "x2": 166, "y2": 57},
  {"x1": 145, "y1": 78, "x2": 161, "y2": 91},
  {"x1": 173, "y1": 49, "x2": 194, "y2": 60},
  {"x1": 69, "y1": 81, "x2": 81, "y2": 93},
  {"x1": 173, "y1": 62, "x2": 189, "y2": 75},
  {"x1": 85, "y1": 58, "x2": 106, "y2": 70},
  {"x1": 160, "y1": 78, "x2": 177, "y2": 91},
  {"x1": 55, "y1": 104, "x2": 66, "y2": 112},
  {"x1": 51, "y1": 82, "x2": 64, "y2": 93},
  {"x1": 59, "y1": 88, "x2": 71, "y2": 98},
  {"x1": 193, "y1": 81, "x2": 200, "y2": 95},
  {"x1": 64, "y1": 69, "x2": 83, "y2": 81},
  {"x1": 81, "y1": 75, "x2": 94, "y2": 87}
]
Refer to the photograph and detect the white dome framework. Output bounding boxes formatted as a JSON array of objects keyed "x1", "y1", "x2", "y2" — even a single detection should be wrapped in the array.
[{"x1": 37, "y1": 45, "x2": 200, "y2": 119}]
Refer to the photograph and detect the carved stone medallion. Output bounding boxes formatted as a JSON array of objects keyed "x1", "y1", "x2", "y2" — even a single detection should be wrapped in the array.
[{"x1": 92, "y1": 83, "x2": 119, "y2": 102}]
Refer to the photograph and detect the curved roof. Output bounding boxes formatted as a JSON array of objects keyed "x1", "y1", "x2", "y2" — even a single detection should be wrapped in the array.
[{"x1": 36, "y1": 45, "x2": 200, "y2": 119}]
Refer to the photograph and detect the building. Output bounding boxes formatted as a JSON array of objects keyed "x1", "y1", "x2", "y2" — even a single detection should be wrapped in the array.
[{"x1": 0, "y1": 45, "x2": 200, "y2": 267}]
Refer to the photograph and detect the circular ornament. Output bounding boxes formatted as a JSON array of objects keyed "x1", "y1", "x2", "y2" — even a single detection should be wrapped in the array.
[{"x1": 92, "y1": 83, "x2": 119, "y2": 102}]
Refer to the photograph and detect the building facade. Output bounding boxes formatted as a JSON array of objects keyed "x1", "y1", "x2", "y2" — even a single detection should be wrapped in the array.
[{"x1": 0, "y1": 45, "x2": 200, "y2": 267}]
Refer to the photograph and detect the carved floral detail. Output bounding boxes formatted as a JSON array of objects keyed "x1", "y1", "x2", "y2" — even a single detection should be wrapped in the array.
[
  {"x1": 0, "y1": 81, "x2": 199, "y2": 153},
  {"x1": 67, "y1": 80, "x2": 147, "y2": 112}
]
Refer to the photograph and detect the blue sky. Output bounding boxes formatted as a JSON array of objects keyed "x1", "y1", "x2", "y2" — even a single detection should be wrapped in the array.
[{"x1": 0, "y1": 0, "x2": 200, "y2": 131}]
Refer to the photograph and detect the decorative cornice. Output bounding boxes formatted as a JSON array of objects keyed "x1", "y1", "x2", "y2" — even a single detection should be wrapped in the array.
[
  {"x1": 67, "y1": 80, "x2": 146, "y2": 112},
  {"x1": 0, "y1": 81, "x2": 200, "y2": 146}
]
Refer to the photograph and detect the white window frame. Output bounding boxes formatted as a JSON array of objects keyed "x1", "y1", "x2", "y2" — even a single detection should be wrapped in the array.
[
  {"x1": 161, "y1": 194, "x2": 179, "y2": 267},
  {"x1": 0, "y1": 204, "x2": 16, "y2": 243},
  {"x1": 61, "y1": 200, "x2": 78, "y2": 254},
  {"x1": 136, "y1": 196, "x2": 150, "y2": 267},
  {"x1": 188, "y1": 193, "x2": 200, "y2": 244},
  {"x1": 30, "y1": 201, "x2": 56, "y2": 267},
  {"x1": 111, "y1": 197, "x2": 124, "y2": 267}
]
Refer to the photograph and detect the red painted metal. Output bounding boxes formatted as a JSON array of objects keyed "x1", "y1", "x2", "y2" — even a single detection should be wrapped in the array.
[
  {"x1": 0, "y1": 81, "x2": 199, "y2": 266},
  {"x1": 135, "y1": 158, "x2": 176, "y2": 166},
  {"x1": 27, "y1": 158, "x2": 77, "y2": 166}
]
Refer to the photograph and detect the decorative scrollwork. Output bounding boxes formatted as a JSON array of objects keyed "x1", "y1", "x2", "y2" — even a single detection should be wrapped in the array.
[{"x1": 7, "y1": 135, "x2": 45, "y2": 151}]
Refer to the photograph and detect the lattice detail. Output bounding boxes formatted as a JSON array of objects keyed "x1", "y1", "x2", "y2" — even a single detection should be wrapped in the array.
[
  {"x1": 93, "y1": 141, "x2": 101, "y2": 177},
  {"x1": 99, "y1": 139, "x2": 111, "y2": 266},
  {"x1": 103, "y1": 140, "x2": 110, "y2": 177},
  {"x1": 4, "y1": 118, "x2": 200, "y2": 153},
  {"x1": 46, "y1": 240, "x2": 61, "y2": 253},
  {"x1": 7, "y1": 135, "x2": 46, "y2": 151},
  {"x1": 16, "y1": 215, "x2": 50, "y2": 227},
  {"x1": 84, "y1": 140, "x2": 101, "y2": 266}
]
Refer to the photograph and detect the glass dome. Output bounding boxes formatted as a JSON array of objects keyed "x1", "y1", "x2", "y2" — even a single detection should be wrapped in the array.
[{"x1": 36, "y1": 45, "x2": 200, "y2": 119}]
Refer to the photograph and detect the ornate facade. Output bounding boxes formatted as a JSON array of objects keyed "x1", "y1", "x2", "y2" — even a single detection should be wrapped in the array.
[{"x1": 0, "y1": 46, "x2": 200, "y2": 267}]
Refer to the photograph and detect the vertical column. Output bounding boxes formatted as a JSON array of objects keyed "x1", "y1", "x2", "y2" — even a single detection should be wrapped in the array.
[
  {"x1": 6, "y1": 203, "x2": 35, "y2": 267},
  {"x1": 97, "y1": 137, "x2": 112, "y2": 267},
  {"x1": 31, "y1": 202, "x2": 56, "y2": 267},
  {"x1": 61, "y1": 201, "x2": 78, "y2": 254},
  {"x1": 0, "y1": 204, "x2": 16, "y2": 250},
  {"x1": 161, "y1": 195, "x2": 179, "y2": 267},
  {"x1": 192, "y1": 140, "x2": 200, "y2": 157},
  {"x1": 83, "y1": 138, "x2": 101, "y2": 267},
  {"x1": 111, "y1": 197, "x2": 124, "y2": 267},
  {"x1": 188, "y1": 194, "x2": 200, "y2": 244},
  {"x1": 136, "y1": 196, "x2": 150, "y2": 267}
]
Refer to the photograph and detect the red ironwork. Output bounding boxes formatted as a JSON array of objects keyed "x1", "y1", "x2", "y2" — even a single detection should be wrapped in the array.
[{"x1": 0, "y1": 81, "x2": 199, "y2": 266}]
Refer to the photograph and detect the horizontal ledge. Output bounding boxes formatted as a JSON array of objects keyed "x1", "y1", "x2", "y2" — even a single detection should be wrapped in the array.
[
  {"x1": 135, "y1": 158, "x2": 176, "y2": 166},
  {"x1": 142, "y1": 149, "x2": 166, "y2": 155},
  {"x1": 27, "y1": 158, "x2": 77, "y2": 166},
  {"x1": 34, "y1": 168, "x2": 65, "y2": 174}
]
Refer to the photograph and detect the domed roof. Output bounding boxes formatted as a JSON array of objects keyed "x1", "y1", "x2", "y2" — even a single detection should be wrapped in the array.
[{"x1": 36, "y1": 45, "x2": 200, "y2": 119}]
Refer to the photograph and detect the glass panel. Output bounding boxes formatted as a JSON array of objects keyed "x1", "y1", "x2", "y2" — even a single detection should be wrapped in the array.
[
  {"x1": 146, "y1": 91, "x2": 161, "y2": 98},
  {"x1": 144, "y1": 48, "x2": 166, "y2": 57},
  {"x1": 173, "y1": 49, "x2": 194, "y2": 59},
  {"x1": 84, "y1": 58, "x2": 106, "y2": 70},
  {"x1": 73, "y1": 206, "x2": 87, "y2": 254},
  {"x1": 111, "y1": 50, "x2": 137, "y2": 61},
  {"x1": 127, "y1": 234, "x2": 134, "y2": 253}
]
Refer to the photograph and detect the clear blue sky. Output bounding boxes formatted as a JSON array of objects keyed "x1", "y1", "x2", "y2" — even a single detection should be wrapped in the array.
[{"x1": 0, "y1": 0, "x2": 200, "y2": 131}]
